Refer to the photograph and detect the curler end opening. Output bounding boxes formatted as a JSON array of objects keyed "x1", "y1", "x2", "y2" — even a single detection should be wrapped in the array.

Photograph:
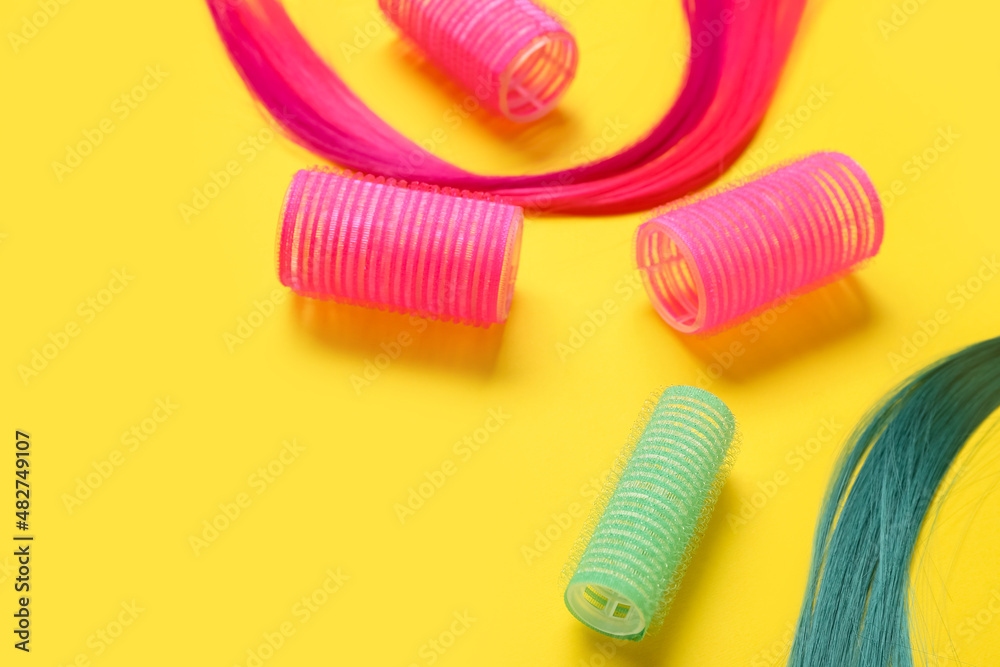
[
  {"x1": 499, "y1": 31, "x2": 578, "y2": 122},
  {"x1": 275, "y1": 169, "x2": 310, "y2": 291},
  {"x1": 635, "y1": 224, "x2": 705, "y2": 334},
  {"x1": 495, "y1": 209, "x2": 524, "y2": 322},
  {"x1": 565, "y1": 582, "x2": 646, "y2": 640}
]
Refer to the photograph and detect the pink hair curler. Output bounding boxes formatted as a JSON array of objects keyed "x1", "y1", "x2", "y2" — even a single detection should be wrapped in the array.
[
  {"x1": 276, "y1": 168, "x2": 523, "y2": 326},
  {"x1": 635, "y1": 152, "x2": 884, "y2": 334},
  {"x1": 379, "y1": 0, "x2": 578, "y2": 122}
]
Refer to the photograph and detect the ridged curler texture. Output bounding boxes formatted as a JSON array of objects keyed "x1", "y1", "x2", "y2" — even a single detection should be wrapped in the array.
[
  {"x1": 563, "y1": 386, "x2": 738, "y2": 641},
  {"x1": 379, "y1": 0, "x2": 578, "y2": 122},
  {"x1": 635, "y1": 152, "x2": 885, "y2": 334},
  {"x1": 276, "y1": 168, "x2": 523, "y2": 326}
]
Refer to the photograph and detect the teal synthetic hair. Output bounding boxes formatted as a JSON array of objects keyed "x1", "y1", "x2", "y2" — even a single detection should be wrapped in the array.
[{"x1": 789, "y1": 334, "x2": 1000, "y2": 666}]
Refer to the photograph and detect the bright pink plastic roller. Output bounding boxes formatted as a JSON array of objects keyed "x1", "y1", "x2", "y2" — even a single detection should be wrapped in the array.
[
  {"x1": 635, "y1": 152, "x2": 884, "y2": 334},
  {"x1": 379, "y1": 0, "x2": 578, "y2": 122},
  {"x1": 276, "y1": 169, "x2": 523, "y2": 326}
]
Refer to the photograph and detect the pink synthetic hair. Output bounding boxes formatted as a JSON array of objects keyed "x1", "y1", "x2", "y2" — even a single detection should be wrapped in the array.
[{"x1": 205, "y1": 0, "x2": 808, "y2": 214}]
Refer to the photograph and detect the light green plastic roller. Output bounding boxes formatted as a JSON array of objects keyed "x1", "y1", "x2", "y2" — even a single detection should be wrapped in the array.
[{"x1": 563, "y1": 385, "x2": 738, "y2": 641}]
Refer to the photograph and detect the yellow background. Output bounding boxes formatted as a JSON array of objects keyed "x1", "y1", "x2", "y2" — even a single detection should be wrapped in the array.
[{"x1": 3, "y1": 0, "x2": 1000, "y2": 664}]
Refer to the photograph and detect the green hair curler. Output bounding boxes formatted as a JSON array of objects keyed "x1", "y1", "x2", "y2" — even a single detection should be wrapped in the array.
[{"x1": 563, "y1": 385, "x2": 738, "y2": 640}]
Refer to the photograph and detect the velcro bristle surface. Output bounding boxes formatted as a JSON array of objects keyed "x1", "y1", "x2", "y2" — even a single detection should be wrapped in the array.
[
  {"x1": 379, "y1": 0, "x2": 578, "y2": 122},
  {"x1": 635, "y1": 152, "x2": 884, "y2": 334},
  {"x1": 563, "y1": 386, "x2": 738, "y2": 641},
  {"x1": 276, "y1": 168, "x2": 524, "y2": 326}
]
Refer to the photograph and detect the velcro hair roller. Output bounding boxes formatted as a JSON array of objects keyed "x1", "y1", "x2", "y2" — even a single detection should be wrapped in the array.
[
  {"x1": 379, "y1": 0, "x2": 578, "y2": 122},
  {"x1": 634, "y1": 152, "x2": 885, "y2": 334},
  {"x1": 564, "y1": 386, "x2": 738, "y2": 641},
  {"x1": 276, "y1": 169, "x2": 523, "y2": 326}
]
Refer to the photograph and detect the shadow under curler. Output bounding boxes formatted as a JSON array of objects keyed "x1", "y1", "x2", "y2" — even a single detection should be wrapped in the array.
[
  {"x1": 289, "y1": 294, "x2": 507, "y2": 377},
  {"x1": 666, "y1": 276, "x2": 874, "y2": 383},
  {"x1": 385, "y1": 39, "x2": 581, "y2": 160}
]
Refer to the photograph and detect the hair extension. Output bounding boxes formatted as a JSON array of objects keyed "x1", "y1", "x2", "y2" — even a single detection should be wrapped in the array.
[
  {"x1": 789, "y1": 335, "x2": 1000, "y2": 666},
  {"x1": 204, "y1": 0, "x2": 808, "y2": 214},
  {"x1": 635, "y1": 152, "x2": 884, "y2": 334}
]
